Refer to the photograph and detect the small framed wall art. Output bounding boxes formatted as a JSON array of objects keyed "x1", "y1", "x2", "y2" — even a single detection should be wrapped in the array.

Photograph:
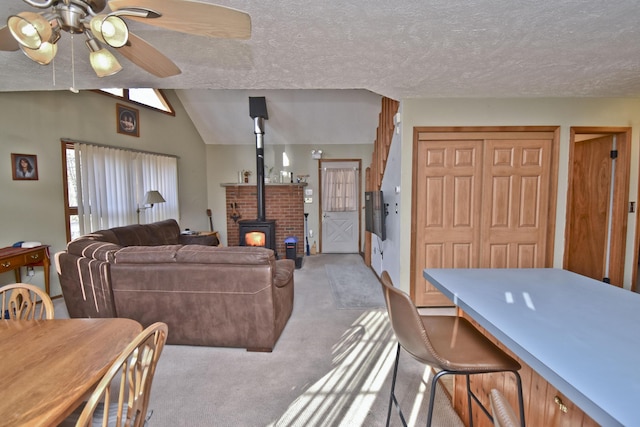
[
  {"x1": 12, "y1": 153, "x2": 38, "y2": 180},
  {"x1": 116, "y1": 103, "x2": 140, "y2": 137}
]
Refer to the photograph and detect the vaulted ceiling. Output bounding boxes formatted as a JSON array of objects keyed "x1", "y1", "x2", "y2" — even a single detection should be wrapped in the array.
[{"x1": 1, "y1": 0, "x2": 639, "y2": 144}]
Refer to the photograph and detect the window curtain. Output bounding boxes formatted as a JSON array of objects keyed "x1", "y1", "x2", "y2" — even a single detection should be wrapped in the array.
[
  {"x1": 75, "y1": 143, "x2": 178, "y2": 234},
  {"x1": 134, "y1": 152, "x2": 179, "y2": 224},
  {"x1": 321, "y1": 168, "x2": 358, "y2": 212}
]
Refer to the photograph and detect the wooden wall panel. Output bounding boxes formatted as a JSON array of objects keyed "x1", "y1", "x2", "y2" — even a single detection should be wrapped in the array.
[{"x1": 453, "y1": 312, "x2": 599, "y2": 427}]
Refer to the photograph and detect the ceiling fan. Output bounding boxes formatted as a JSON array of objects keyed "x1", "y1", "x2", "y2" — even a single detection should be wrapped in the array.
[{"x1": 0, "y1": 0, "x2": 251, "y2": 79}]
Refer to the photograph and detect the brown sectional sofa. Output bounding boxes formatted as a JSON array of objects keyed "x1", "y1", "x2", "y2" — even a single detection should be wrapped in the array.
[{"x1": 55, "y1": 219, "x2": 294, "y2": 351}]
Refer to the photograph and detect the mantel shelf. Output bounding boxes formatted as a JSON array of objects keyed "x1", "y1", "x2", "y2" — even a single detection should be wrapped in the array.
[{"x1": 220, "y1": 182, "x2": 308, "y2": 187}]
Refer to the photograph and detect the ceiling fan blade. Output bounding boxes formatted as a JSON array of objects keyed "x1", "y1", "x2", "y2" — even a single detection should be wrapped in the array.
[
  {"x1": 0, "y1": 26, "x2": 19, "y2": 51},
  {"x1": 118, "y1": 32, "x2": 182, "y2": 78},
  {"x1": 108, "y1": 0, "x2": 251, "y2": 39}
]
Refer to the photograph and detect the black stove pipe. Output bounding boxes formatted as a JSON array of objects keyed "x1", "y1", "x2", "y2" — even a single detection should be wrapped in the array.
[
  {"x1": 249, "y1": 97, "x2": 268, "y2": 222},
  {"x1": 254, "y1": 116, "x2": 266, "y2": 221}
]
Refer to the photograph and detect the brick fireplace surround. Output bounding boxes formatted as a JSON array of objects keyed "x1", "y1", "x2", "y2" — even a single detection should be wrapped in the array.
[{"x1": 223, "y1": 183, "x2": 307, "y2": 258}]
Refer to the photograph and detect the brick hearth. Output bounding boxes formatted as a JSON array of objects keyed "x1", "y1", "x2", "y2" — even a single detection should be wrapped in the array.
[{"x1": 223, "y1": 183, "x2": 306, "y2": 258}]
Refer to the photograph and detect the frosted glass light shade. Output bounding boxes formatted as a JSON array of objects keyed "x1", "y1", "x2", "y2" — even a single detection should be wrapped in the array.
[
  {"x1": 8, "y1": 12, "x2": 52, "y2": 50},
  {"x1": 89, "y1": 48, "x2": 122, "y2": 77},
  {"x1": 21, "y1": 42, "x2": 57, "y2": 65},
  {"x1": 90, "y1": 15, "x2": 128, "y2": 48}
]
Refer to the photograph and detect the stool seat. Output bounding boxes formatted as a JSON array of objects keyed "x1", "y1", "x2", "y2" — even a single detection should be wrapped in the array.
[{"x1": 413, "y1": 315, "x2": 521, "y2": 373}]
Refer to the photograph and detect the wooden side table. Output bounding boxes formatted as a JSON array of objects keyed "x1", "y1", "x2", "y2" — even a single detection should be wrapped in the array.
[
  {"x1": 197, "y1": 231, "x2": 222, "y2": 245},
  {"x1": 0, "y1": 245, "x2": 51, "y2": 295}
]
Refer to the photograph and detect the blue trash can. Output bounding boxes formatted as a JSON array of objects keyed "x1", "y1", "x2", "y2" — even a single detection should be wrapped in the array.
[{"x1": 284, "y1": 236, "x2": 298, "y2": 260}]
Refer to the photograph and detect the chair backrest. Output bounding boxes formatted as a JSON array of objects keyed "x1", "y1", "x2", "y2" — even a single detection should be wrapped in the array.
[
  {"x1": 0, "y1": 283, "x2": 54, "y2": 320},
  {"x1": 74, "y1": 322, "x2": 169, "y2": 427},
  {"x1": 379, "y1": 271, "x2": 443, "y2": 366},
  {"x1": 489, "y1": 388, "x2": 519, "y2": 427}
]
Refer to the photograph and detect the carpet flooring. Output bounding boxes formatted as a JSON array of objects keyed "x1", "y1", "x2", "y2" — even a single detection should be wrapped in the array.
[
  {"x1": 54, "y1": 253, "x2": 464, "y2": 427},
  {"x1": 325, "y1": 256, "x2": 386, "y2": 309}
]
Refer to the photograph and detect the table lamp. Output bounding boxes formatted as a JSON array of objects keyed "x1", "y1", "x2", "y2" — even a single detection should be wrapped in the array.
[{"x1": 136, "y1": 190, "x2": 165, "y2": 224}]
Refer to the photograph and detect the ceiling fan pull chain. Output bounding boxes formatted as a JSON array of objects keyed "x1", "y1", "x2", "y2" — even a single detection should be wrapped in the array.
[{"x1": 70, "y1": 33, "x2": 78, "y2": 93}]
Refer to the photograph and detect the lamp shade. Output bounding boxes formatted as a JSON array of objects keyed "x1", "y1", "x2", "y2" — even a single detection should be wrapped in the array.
[
  {"x1": 90, "y1": 14, "x2": 129, "y2": 48},
  {"x1": 143, "y1": 190, "x2": 166, "y2": 205},
  {"x1": 89, "y1": 47, "x2": 122, "y2": 77},
  {"x1": 21, "y1": 41, "x2": 57, "y2": 65},
  {"x1": 8, "y1": 12, "x2": 52, "y2": 50}
]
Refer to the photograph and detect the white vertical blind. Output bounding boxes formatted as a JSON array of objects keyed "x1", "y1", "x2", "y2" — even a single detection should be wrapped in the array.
[{"x1": 75, "y1": 143, "x2": 178, "y2": 234}]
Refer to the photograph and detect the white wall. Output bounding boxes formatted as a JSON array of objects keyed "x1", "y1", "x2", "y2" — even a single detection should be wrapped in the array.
[
  {"x1": 389, "y1": 98, "x2": 640, "y2": 293},
  {"x1": 370, "y1": 105, "x2": 403, "y2": 284},
  {"x1": 0, "y1": 90, "x2": 209, "y2": 296}
]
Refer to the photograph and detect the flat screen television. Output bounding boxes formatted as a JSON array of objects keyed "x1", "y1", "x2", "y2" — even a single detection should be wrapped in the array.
[{"x1": 365, "y1": 190, "x2": 386, "y2": 241}]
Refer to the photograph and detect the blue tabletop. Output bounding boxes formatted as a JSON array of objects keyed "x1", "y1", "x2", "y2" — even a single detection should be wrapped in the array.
[{"x1": 423, "y1": 268, "x2": 640, "y2": 427}]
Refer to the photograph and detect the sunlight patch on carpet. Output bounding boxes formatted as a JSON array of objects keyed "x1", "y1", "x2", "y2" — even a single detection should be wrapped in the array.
[{"x1": 271, "y1": 311, "x2": 395, "y2": 426}]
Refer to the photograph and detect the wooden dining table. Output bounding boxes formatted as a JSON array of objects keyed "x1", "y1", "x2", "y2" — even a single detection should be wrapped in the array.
[{"x1": 0, "y1": 318, "x2": 142, "y2": 426}]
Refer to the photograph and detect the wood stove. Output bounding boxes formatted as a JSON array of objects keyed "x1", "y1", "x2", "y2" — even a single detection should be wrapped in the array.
[
  {"x1": 238, "y1": 97, "x2": 278, "y2": 256},
  {"x1": 239, "y1": 219, "x2": 277, "y2": 255}
]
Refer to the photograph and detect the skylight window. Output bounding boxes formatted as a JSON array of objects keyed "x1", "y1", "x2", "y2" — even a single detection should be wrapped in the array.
[{"x1": 97, "y1": 88, "x2": 174, "y2": 115}]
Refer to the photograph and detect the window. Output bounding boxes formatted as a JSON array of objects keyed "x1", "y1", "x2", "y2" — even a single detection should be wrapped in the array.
[
  {"x1": 95, "y1": 88, "x2": 175, "y2": 116},
  {"x1": 322, "y1": 168, "x2": 358, "y2": 212},
  {"x1": 61, "y1": 140, "x2": 179, "y2": 241}
]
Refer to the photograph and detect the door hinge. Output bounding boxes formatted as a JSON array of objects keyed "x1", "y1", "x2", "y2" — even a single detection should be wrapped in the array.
[{"x1": 610, "y1": 150, "x2": 618, "y2": 159}]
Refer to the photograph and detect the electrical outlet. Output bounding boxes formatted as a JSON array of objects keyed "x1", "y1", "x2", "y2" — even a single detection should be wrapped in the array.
[{"x1": 27, "y1": 266, "x2": 35, "y2": 277}]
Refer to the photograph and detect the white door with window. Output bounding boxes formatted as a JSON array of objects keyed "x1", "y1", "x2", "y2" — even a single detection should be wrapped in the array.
[{"x1": 320, "y1": 161, "x2": 360, "y2": 253}]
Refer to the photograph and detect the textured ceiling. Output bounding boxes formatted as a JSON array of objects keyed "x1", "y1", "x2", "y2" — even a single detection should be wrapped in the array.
[
  {"x1": 1, "y1": 0, "x2": 640, "y2": 98},
  {"x1": 1, "y1": 1, "x2": 640, "y2": 144}
]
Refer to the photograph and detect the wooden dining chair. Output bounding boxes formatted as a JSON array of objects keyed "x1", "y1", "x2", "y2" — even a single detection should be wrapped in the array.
[
  {"x1": 67, "y1": 322, "x2": 168, "y2": 427},
  {"x1": 490, "y1": 388, "x2": 520, "y2": 427},
  {"x1": 379, "y1": 271, "x2": 525, "y2": 427},
  {"x1": 0, "y1": 283, "x2": 54, "y2": 320}
]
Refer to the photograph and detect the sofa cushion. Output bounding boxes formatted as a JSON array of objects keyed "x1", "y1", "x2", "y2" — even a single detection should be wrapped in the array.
[
  {"x1": 109, "y1": 219, "x2": 181, "y2": 246},
  {"x1": 114, "y1": 245, "x2": 181, "y2": 264},
  {"x1": 178, "y1": 234, "x2": 219, "y2": 246},
  {"x1": 175, "y1": 246, "x2": 275, "y2": 265}
]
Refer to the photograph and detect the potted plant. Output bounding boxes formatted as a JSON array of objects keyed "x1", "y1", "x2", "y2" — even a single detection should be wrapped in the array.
[
  {"x1": 243, "y1": 170, "x2": 252, "y2": 183},
  {"x1": 265, "y1": 166, "x2": 274, "y2": 183}
]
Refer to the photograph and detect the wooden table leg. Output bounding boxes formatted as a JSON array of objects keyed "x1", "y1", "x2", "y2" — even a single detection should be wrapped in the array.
[{"x1": 43, "y1": 255, "x2": 51, "y2": 296}]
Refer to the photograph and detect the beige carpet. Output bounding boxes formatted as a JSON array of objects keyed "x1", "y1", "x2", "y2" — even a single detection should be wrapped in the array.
[
  {"x1": 55, "y1": 254, "x2": 464, "y2": 427},
  {"x1": 325, "y1": 258, "x2": 386, "y2": 309}
]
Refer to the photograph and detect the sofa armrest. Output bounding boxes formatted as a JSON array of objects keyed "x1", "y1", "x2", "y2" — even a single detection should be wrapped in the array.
[
  {"x1": 66, "y1": 238, "x2": 121, "y2": 262},
  {"x1": 274, "y1": 259, "x2": 295, "y2": 288}
]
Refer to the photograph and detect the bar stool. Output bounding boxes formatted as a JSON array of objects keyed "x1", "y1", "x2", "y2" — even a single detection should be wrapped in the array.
[{"x1": 380, "y1": 271, "x2": 525, "y2": 427}]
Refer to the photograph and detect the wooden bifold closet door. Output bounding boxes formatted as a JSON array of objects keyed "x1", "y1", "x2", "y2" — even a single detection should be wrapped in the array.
[{"x1": 412, "y1": 128, "x2": 557, "y2": 307}]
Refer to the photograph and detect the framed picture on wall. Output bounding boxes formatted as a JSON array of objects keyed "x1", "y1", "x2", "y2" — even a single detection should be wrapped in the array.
[
  {"x1": 116, "y1": 103, "x2": 140, "y2": 137},
  {"x1": 12, "y1": 153, "x2": 38, "y2": 180}
]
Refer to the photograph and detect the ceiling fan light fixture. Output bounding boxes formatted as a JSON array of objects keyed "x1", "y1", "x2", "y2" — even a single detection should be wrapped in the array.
[
  {"x1": 89, "y1": 14, "x2": 128, "y2": 48},
  {"x1": 7, "y1": 11, "x2": 52, "y2": 50},
  {"x1": 20, "y1": 41, "x2": 57, "y2": 65},
  {"x1": 86, "y1": 37, "x2": 122, "y2": 77},
  {"x1": 89, "y1": 48, "x2": 122, "y2": 77}
]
